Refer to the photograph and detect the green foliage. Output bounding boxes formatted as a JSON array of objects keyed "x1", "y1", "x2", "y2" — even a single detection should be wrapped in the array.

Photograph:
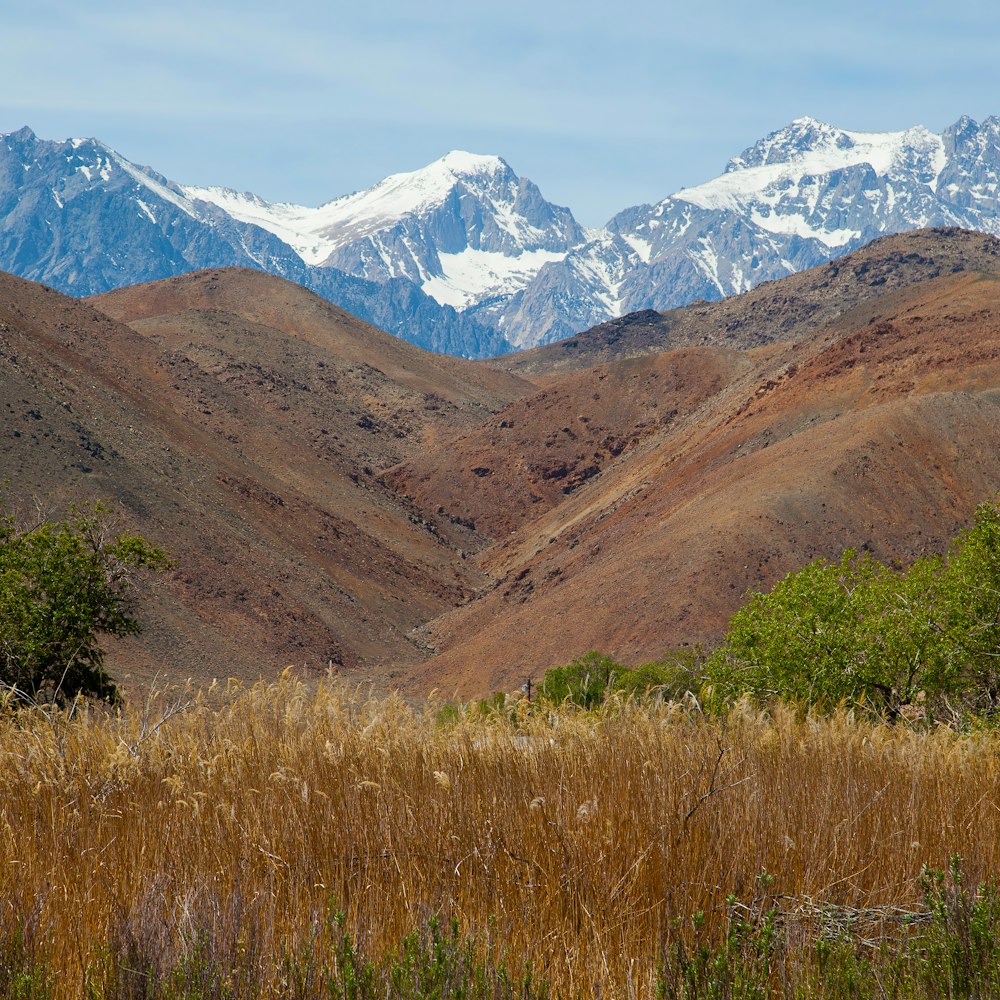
[
  {"x1": 657, "y1": 861, "x2": 1000, "y2": 998},
  {"x1": 942, "y1": 501, "x2": 1000, "y2": 704},
  {"x1": 473, "y1": 690, "x2": 515, "y2": 719},
  {"x1": 0, "y1": 918, "x2": 53, "y2": 1000},
  {"x1": 385, "y1": 915, "x2": 547, "y2": 1000},
  {"x1": 75, "y1": 910, "x2": 549, "y2": 1000},
  {"x1": 433, "y1": 702, "x2": 463, "y2": 727},
  {"x1": 658, "y1": 899, "x2": 777, "y2": 1000},
  {"x1": 0, "y1": 500, "x2": 170, "y2": 706},
  {"x1": 612, "y1": 648, "x2": 705, "y2": 702},
  {"x1": 538, "y1": 650, "x2": 621, "y2": 708},
  {"x1": 539, "y1": 649, "x2": 705, "y2": 709},
  {"x1": 915, "y1": 857, "x2": 1000, "y2": 998},
  {"x1": 705, "y1": 499, "x2": 1000, "y2": 720}
]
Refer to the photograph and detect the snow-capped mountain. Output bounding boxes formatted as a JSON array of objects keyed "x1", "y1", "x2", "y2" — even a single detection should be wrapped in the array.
[
  {"x1": 184, "y1": 151, "x2": 588, "y2": 314},
  {"x1": 3, "y1": 116, "x2": 1000, "y2": 356},
  {"x1": 479, "y1": 115, "x2": 1000, "y2": 348},
  {"x1": 611, "y1": 116, "x2": 1000, "y2": 309},
  {"x1": 0, "y1": 127, "x2": 510, "y2": 357}
]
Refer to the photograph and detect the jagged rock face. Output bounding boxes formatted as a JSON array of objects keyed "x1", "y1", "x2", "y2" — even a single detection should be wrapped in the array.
[
  {"x1": 0, "y1": 128, "x2": 263, "y2": 292},
  {"x1": 0, "y1": 130, "x2": 509, "y2": 358},
  {"x1": 487, "y1": 116, "x2": 1000, "y2": 348},
  {"x1": 479, "y1": 235, "x2": 639, "y2": 348},
  {"x1": 939, "y1": 116, "x2": 1000, "y2": 217}
]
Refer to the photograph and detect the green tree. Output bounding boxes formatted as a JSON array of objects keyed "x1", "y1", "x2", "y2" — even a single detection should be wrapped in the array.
[
  {"x1": 941, "y1": 501, "x2": 1000, "y2": 709},
  {"x1": 704, "y1": 551, "x2": 880, "y2": 711},
  {"x1": 0, "y1": 500, "x2": 171, "y2": 706},
  {"x1": 705, "y1": 500, "x2": 1000, "y2": 720}
]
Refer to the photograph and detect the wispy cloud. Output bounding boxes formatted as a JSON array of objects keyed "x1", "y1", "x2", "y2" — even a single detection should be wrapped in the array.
[{"x1": 4, "y1": 0, "x2": 1000, "y2": 224}]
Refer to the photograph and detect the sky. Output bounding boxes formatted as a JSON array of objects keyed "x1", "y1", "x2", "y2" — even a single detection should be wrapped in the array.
[{"x1": 5, "y1": 0, "x2": 1000, "y2": 227}]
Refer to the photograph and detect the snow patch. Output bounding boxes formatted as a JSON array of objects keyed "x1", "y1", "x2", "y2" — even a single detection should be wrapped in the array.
[
  {"x1": 421, "y1": 247, "x2": 565, "y2": 310},
  {"x1": 182, "y1": 150, "x2": 513, "y2": 266},
  {"x1": 114, "y1": 154, "x2": 199, "y2": 219},
  {"x1": 674, "y1": 124, "x2": 944, "y2": 214},
  {"x1": 749, "y1": 209, "x2": 858, "y2": 247},
  {"x1": 686, "y1": 240, "x2": 725, "y2": 295},
  {"x1": 621, "y1": 233, "x2": 653, "y2": 263},
  {"x1": 135, "y1": 198, "x2": 156, "y2": 224}
]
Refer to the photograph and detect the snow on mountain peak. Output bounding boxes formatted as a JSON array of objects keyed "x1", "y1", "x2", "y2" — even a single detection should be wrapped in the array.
[
  {"x1": 181, "y1": 151, "x2": 520, "y2": 267},
  {"x1": 5, "y1": 115, "x2": 1000, "y2": 358},
  {"x1": 725, "y1": 118, "x2": 855, "y2": 173},
  {"x1": 672, "y1": 118, "x2": 946, "y2": 220},
  {"x1": 437, "y1": 150, "x2": 509, "y2": 176}
]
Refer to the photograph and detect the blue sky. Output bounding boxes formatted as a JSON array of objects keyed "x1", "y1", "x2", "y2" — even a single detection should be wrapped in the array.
[{"x1": 5, "y1": 0, "x2": 1000, "y2": 226}]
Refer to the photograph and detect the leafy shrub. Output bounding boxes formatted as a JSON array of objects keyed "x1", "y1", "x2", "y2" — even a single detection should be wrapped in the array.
[
  {"x1": 539, "y1": 648, "x2": 705, "y2": 708},
  {"x1": 613, "y1": 648, "x2": 705, "y2": 702},
  {"x1": 705, "y1": 499, "x2": 1000, "y2": 720},
  {"x1": 0, "y1": 500, "x2": 170, "y2": 706},
  {"x1": 538, "y1": 650, "x2": 622, "y2": 707}
]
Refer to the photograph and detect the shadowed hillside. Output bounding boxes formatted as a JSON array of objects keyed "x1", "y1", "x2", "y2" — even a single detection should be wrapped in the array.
[{"x1": 0, "y1": 269, "x2": 532, "y2": 691}]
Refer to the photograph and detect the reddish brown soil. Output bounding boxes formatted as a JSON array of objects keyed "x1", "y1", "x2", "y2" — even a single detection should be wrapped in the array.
[
  {"x1": 4, "y1": 232, "x2": 1000, "y2": 701},
  {"x1": 400, "y1": 268, "x2": 1000, "y2": 696},
  {"x1": 0, "y1": 269, "x2": 531, "y2": 694},
  {"x1": 385, "y1": 347, "x2": 759, "y2": 539}
]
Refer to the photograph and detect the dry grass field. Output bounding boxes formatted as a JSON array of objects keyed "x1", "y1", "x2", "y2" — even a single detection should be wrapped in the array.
[{"x1": 3, "y1": 678, "x2": 1000, "y2": 997}]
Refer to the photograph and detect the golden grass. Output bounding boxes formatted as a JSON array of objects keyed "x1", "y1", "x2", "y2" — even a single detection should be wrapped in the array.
[{"x1": 2, "y1": 678, "x2": 1000, "y2": 997}]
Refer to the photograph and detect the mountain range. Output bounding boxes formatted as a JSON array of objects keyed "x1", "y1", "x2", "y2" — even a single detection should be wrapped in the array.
[
  {"x1": 1, "y1": 227, "x2": 999, "y2": 694},
  {"x1": 3, "y1": 117, "x2": 1000, "y2": 356}
]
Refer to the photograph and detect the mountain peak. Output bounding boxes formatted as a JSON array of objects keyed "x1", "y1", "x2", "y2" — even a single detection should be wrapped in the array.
[
  {"x1": 436, "y1": 150, "x2": 509, "y2": 176},
  {"x1": 726, "y1": 117, "x2": 854, "y2": 172},
  {"x1": 3, "y1": 125, "x2": 38, "y2": 144},
  {"x1": 325, "y1": 150, "x2": 514, "y2": 221}
]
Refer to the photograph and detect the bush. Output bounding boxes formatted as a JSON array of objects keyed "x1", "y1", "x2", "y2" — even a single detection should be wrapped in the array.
[
  {"x1": 538, "y1": 651, "x2": 623, "y2": 708},
  {"x1": 612, "y1": 648, "x2": 705, "y2": 702},
  {"x1": 539, "y1": 648, "x2": 705, "y2": 708},
  {"x1": 0, "y1": 500, "x2": 170, "y2": 706},
  {"x1": 705, "y1": 499, "x2": 1000, "y2": 720}
]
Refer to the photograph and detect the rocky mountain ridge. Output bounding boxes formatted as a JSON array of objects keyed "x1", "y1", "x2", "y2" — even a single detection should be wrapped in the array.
[
  {"x1": 3, "y1": 117, "x2": 1000, "y2": 355},
  {"x1": 0, "y1": 128, "x2": 510, "y2": 358}
]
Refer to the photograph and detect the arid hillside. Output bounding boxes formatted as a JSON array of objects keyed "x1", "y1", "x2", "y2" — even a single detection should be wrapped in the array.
[
  {"x1": 393, "y1": 243, "x2": 1000, "y2": 694},
  {"x1": 0, "y1": 269, "x2": 531, "y2": 692},
  {"x1": 2, "y1": 230, "x2": 999, "y2": 698}
]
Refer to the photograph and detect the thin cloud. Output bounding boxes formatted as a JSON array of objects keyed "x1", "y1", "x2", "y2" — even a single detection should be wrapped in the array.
[{"x1": 3, "y1": 0, "x2": 1000, "y2": 225}]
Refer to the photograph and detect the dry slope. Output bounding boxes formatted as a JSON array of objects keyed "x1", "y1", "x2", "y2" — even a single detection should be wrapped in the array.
[
  {"x1": 395, "y1": 246, "x2": 1000, "y2": 695},
  {"x1": 0, "y1": 268, "x2": 532, "y2": 692}
]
